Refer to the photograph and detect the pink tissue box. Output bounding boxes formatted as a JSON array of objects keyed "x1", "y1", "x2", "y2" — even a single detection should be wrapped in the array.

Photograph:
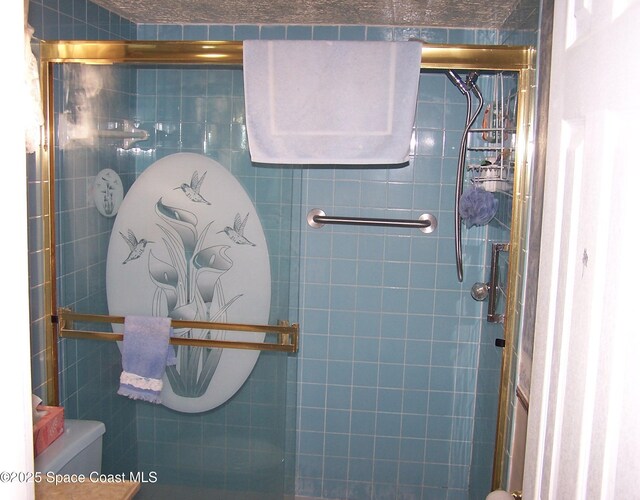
[{"x1": 33, "y1": 405, "x2": 64, "y2": 456}]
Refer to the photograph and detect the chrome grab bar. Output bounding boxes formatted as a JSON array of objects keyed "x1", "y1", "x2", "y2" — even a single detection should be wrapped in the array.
[
  {"x1": 307, "y1": 209, "x2": 437, "y2": 234},
  {"x1": 469, "y1": 242, "x2": 509, "y2": 324},
  {"x1": 487, "y1": 242, "x2": 508, "y2": 323}
]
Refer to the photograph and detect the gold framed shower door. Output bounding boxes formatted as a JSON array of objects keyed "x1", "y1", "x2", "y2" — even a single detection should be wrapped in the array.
[{"x1": 38, "y1": 39, "x2": 535, "y2": 492}]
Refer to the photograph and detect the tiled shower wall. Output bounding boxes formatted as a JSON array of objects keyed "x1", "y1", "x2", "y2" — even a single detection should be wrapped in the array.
[
  {"x1": 129, "y1": 63, "x2": 299, "y2": 498},
  {"x1": 27, "y1": 0, "x2": 136, "y2": 404},
  {"x1": 27, "y1": 2, "x2": 539, "y2": 499},
  {"x1": 27, "y1": 0, "x2": 139, "y2": 473},
  {"x1": 134, "y1": 23, "x2": 499, "y2": 500}
]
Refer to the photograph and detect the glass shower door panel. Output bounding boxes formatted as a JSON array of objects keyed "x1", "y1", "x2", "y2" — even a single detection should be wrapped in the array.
[
  {"x1": 52, "y1": 62, "x2": 299, "y2": 499},
  {"x1": 134, "y1": 351, "x2": 291, "y2": 500}
]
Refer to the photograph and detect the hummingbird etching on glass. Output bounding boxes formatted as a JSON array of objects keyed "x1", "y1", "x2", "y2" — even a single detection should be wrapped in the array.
[
  {"x1": 218, "y1": 212, "x2": 255, "y2": 246},
  {"x1": 174, "y1": 170, "x2": 211, "y2": 205},
  {"x1": 120, "y1": 229, "x2": 153, "y2": 264}
]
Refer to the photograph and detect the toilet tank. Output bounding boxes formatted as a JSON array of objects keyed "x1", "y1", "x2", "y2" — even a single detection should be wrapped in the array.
[{"x1": 34, "y1": 420, "x2": 105, "y2": 476}]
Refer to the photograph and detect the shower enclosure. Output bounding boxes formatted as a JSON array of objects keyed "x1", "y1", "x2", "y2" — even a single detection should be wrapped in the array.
[{"x1": 37, "y1": 40, "x2": 534, "y2": 498}]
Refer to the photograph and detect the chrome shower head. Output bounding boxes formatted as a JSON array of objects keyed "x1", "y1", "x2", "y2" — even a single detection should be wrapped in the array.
[
  {"x1": 446, "y1": 70, "x2": 470, "y2": 95},
  {"x1": 447, "y1": 70, "x2": 483, "y2": 99},
  {"x1": 466, "y1": 71, "x2": 479, "y2": 85},
  {"x1": 465, "y1": 71, "x2": 483, "y2": 100}
]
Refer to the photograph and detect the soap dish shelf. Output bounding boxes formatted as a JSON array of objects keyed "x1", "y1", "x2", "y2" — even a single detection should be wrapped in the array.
[
  {"x1": 465, "y1": 71, "x2": 518, "y2": 193},
  {"x1": 467, "y1": 161, "x2": 514, "y2": 193}
]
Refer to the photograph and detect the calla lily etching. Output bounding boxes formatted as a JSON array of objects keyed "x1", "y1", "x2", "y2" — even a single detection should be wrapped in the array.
[
  {"x1": 123, "y1": 170, "x2": 258, "y2": 398},
  {"x1": 148, "y1": 251, "x2": 179, "y2": 311},
  {"x1": 193, "y1": 244, "x2": 233, "y2": 271},
  {"x1": 106, "y1": 155, "x2": 272, "y2": 412},
  {"x1": 155, "y1": 198, "x2": 198, "y2": 256}
]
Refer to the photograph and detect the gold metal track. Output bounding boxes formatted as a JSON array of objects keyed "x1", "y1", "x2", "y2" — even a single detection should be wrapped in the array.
[
  {"x1": 58, "y1": 309, "x2": 299, "y2": 353},
  {"x1": 39, "y1": 40, "x2": 532, "y2": 71},
  {"x1": 39, "y1": 40, "x2": 536, "y2": 489},
  {"x1": 492, "y1": 47, "x2": 537, "y2": 490}
]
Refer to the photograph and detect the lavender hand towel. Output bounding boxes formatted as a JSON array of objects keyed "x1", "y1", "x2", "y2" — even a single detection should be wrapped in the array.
[
  {"x1": 118, "y1": 316, "x2": 172, "y2": 404},
  {"x1": 243, "y1": 40, "x2": 422, "y2": 165}
]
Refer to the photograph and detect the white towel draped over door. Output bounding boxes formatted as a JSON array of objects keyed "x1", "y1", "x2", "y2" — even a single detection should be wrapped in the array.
[{"x1": 243, "y1": 40, "x2": 422, "y2": 165}]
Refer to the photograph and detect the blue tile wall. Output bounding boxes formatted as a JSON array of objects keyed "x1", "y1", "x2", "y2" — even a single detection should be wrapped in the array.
[
  {"x1": 126, "y1": 29, "x2": 301, "y2": 498},
  {"x1": 288, "y1": 28, "x2": 499, "y2": 500},
  {"x1": 128, "y1": 23, "x2": 506, "y2": 500},
  {"x1": 132, "y1": 22, "x2": 502, "y2": 500},
  {"x1": 29, "y1": 0, "x2": 537, "y2": 496},
  {"x1": 28, "y1": 0, "x2": 136, "y2": 40},
  {"x1": 27, "y1": 0, "x2": 138, "y2": 475}
]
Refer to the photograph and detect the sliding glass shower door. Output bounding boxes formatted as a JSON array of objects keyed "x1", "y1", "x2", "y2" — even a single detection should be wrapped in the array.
[{"x1": 51, "y1": 60, "x2": 300, "y2": 499}]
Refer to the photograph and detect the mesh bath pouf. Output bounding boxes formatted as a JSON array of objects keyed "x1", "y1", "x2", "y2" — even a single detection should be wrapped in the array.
[{"x1": 459, "y1": 186, "x2": 498, "y2": 228}]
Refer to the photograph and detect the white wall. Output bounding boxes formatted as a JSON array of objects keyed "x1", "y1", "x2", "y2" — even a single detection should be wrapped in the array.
[{"x1": 524, "y1": 0, "x2": 640, "y2": 497}]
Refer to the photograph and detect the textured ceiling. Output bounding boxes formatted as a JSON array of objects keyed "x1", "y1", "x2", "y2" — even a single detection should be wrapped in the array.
[{"x1": 91, "y1": 0, "x2": 525, "y2": 29}]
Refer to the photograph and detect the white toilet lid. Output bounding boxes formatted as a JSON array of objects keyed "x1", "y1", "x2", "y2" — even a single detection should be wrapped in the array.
[{"x1": 34, "y1": 420, "x2": 105, "y2": 473}]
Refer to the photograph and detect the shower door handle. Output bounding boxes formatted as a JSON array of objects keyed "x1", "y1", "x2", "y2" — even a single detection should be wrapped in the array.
[{"x1": 487, "y1": 242, "x2": 509, "y2": 324}]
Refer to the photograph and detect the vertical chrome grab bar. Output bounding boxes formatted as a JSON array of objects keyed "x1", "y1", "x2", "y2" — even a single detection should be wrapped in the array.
[{"x1": 487, "y1": 242, "x2": 509, "y2": 323}]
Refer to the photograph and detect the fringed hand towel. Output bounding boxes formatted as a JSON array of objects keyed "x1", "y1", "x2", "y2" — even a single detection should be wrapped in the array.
[
  {"x1": 118, "y1": 316, "x2": 174, "y2": 404},
  {"x1": 243, "y1": 40, "x2": 422, "y2": 165}
]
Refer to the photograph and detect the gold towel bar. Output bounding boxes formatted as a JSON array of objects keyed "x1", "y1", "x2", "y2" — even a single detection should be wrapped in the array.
[{"x1": 57, "y1": 309, "x2": 299, "y2": 353}]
